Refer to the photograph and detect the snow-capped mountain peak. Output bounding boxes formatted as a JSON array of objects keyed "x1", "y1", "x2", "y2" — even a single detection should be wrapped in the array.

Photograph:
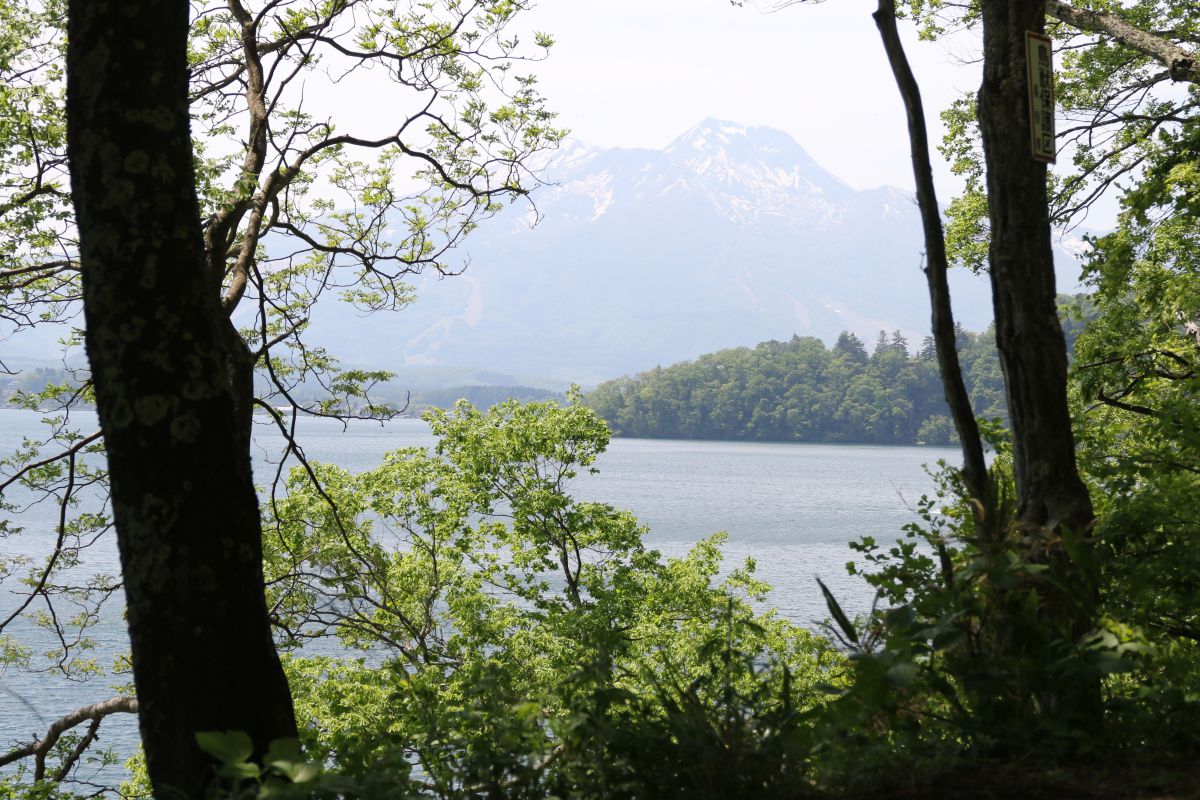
[
  {"x1": 652, "y1": 118, "x2": 857, "y2": 223},
  {"x1": 306, "y1": 120, "x2": 1095, "y2": 386},
  {"x1": 665, "y1": 117, "x2": 852, "y2": 198}
]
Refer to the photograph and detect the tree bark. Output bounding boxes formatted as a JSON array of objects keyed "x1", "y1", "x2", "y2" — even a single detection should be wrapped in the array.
[
  {"x1": 872, "y1": 0, "x2": 989, "y2": 506},
  {"x1": 977, "y1": 0, "x2": 1099, "y2": 733},
  {"x1": 65, "y1": 2, "x2": 297, "y2": 797},
  {"x1": 0, "y1": 697, "x2": 139, "y2": 780},
  {"x1": 977, "y1": 0, "x2": 1093, "y2": 535}
]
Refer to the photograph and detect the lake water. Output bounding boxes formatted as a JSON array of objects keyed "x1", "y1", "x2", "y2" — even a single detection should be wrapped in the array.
[{"x1": 0, "y1": 409, "x2": 959, "y2": 782}]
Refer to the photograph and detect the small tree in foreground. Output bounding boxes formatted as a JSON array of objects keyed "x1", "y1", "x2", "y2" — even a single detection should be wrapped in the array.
[
  {"x1": 0, "y1": 0, "x2": 560, "y2": 794},
  {"x1": 143, "y1": 395, "x2": 835, "y2": 799}
]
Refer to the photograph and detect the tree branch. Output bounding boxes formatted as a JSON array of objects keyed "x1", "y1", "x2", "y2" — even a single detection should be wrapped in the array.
[
  {"x1": 1047, "y1": 0, "x2": 1198, "y2": 82},
  {"x1": 0, "y1": 696, "x2": 138, "y2": 779}
]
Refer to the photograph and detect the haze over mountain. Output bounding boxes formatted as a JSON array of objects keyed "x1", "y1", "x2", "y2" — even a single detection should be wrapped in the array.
[
  {"x1": 1, "y1": 119, "x2": 1087, "y2": 388},
  {"x1": 307, "y1": 118, "x2": 1085, "y2": 387}
]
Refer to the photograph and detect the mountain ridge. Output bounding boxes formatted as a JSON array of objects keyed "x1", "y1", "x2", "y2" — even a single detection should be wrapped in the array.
[
  {"x1": 0, "y1": 119, "x2": 1089, "y2": 390},
  {"x1": 306, "y1": 117, "x2": 1020, "y2": 385}
]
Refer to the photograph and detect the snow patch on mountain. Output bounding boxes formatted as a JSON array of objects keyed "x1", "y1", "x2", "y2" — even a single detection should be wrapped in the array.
[{"x1": 301, "y1": 119, "x2": 1049, "y2": 385}]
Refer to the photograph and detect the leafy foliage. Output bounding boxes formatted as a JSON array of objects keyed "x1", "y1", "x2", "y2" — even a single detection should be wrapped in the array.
[
  {"x1": 0, "y1": 0, "x2": 562, "y2": 775},
  {"x1": 930, "y1": 1, "x2": 1200, "y2": 269},
  {"x1": 7, "y1": 1, "x2": 1200, "y2": 796},
  {"x1": 1068, "y1": 101, "x2": 1200, "y2": 716},
  {"x1": 256, "y1": 393, "x2": 835, "y2": 797},
  {"x1": 194, "y1": 388, "x2": 1200, "y2": 796},
  {"x1": 586, "y1": 328, "x2": 1008, "y2": 445}
]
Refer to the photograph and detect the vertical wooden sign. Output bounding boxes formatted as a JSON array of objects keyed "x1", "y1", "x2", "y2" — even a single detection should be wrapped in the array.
[{"x1": 1026, "y1": 31, "x2": 1056, "y2": 163}]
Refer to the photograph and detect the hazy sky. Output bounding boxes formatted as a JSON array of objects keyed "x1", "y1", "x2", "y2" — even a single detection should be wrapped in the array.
[{"x1": 522, "y1": 0, "x2": 983, "y2": 194}]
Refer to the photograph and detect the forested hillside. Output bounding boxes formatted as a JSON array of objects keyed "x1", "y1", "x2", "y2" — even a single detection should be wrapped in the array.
[{"x1": 587, "y1": 327, "x2": 1005, "y2": 444}]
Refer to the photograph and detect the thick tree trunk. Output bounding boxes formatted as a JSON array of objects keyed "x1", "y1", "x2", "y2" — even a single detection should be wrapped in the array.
[
  {"x1": 977, "y1": 0, "x2": 1092, "y2": 534},
  {"x1": 65, "y1": 2, "x2": 297, "y2": 797},
  {"x1": 976, "y1": 0, "x2": 1099, "y2": 732}
]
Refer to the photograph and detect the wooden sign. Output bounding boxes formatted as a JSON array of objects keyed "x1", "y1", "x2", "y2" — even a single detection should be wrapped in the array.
[{"x1": 1026, "y1": 31, "x2": 1056, "y2": 163}]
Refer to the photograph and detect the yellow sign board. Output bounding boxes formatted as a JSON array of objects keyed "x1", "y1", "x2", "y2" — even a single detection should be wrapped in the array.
[{"x1": 1026, "y1": 31, "x2": 1056, "y2": 163}]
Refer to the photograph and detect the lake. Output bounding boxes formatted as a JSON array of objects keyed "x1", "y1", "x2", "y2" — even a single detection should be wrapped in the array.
[{"x1": 0, "y1": 409, "x2": 959, "y2": 781}]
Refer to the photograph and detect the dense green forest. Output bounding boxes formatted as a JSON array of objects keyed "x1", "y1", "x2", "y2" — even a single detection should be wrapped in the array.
[
  {"x1": 587, "y1": 305, "x2": 1093, "y2": 445},
  {"x1": 587, "y1": 327, "x2": 1005, "y2": 445},
  {"x1": 3, "y1": 0, "x2": 1200, "y2": 798}
]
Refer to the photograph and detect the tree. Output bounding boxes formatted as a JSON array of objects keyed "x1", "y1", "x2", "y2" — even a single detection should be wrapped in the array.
[
  {"x1": 833, "y1": 330, "x2": 868, "y2": 365},
  {"x1": 1070, "y1": 87, "x2": 1200, "y2": 648},
  {"x1": 2, "y1": 0, "x2": 559, "y2": 793},
  {"x1": 975, "y1": 0, "x2": 1098, "y2": 731},
  {"x1": 865, "y1": 0, "x2": 991, "y2": 513},
  {"x1": 815, "y1": 0, "x2": 1104, "y2": 743},
  {"x1": 263, "y1": 394, "x2": 830, "y2": 798},
  {"x1": 585, "y1": 333, "x2": 1002, "y2": 445},
  {"x1": 976, "y1": 0, "x2": 1093, "y2": 533},
  {"x1": 870, "y1": 0, "x2": 1100, "y2": 734},
  {"x1": 873, "y1": 0, "x2": 1195, "y2": 737},
  {"x1": 937, "y1": 1, "x2": 1198, "y2": 269},
  {"x1": 65, "y1": 1, "x2": 297, "y2": 793},
  {"x1": 872, "y1": 329, "x2": 890, "y2": 357}
]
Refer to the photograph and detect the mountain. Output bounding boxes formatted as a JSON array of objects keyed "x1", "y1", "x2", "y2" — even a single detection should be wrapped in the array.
[
  {"x1": 1, "y1": 119, "x2": 1088, "y2": 388},
  {"x1": 308, "y1": 118, "x2": 1085, "y2": 387}
]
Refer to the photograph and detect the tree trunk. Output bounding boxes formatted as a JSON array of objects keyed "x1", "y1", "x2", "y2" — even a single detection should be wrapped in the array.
[
  {"x1": 977, "y1": 0, "x2": 1092, "y2": 533},
  {"x1": 872, "y1": 0, "x2": 989, "y2": 505},
  {"x1": 65, "y1": 2, "x2": 297, "y2": 797},
  {"x1": 977, "y1": 0, "x2": 1099, "y2": 732}
]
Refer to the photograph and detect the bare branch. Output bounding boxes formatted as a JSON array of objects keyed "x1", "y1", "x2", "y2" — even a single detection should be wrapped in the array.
[{"x1": 0, "y1": 696, "x2": 138, "y2": 779}]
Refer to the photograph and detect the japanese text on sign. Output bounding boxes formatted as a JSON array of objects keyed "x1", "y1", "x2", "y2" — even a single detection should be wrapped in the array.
[{"x1": 1026, "y1": 31, "x2": 1056, "y2": 163}]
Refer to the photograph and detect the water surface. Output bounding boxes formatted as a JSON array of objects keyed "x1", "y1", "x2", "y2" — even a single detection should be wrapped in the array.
[{"x1": 0, "y1": 409, "x2": 958, "y2": 777}]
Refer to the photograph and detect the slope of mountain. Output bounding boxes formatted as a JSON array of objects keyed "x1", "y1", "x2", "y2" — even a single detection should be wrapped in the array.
[
  {"x1": 1, "y1": 119, "x2": 1087, "y2": 388},
  {"x1": 308, "y1": 118, "x2": 1059, "y2": 386}
]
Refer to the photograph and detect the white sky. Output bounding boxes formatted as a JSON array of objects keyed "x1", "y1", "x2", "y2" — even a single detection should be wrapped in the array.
[
  {"x1": 299, "y1": 0, "x2": 1117, "y2": 230},
  {"x1": 522, "y1": 0, "x2": 985, "y2": 195}
]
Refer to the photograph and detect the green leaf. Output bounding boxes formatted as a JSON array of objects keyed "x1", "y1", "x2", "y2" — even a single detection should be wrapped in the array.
[
  {"x1": 817, "y1": 577, "x2": 859, "y2": 646},
  {"x1": 264, "y1": 738, "x2": 305, "y2": 766},
  {"x1": 196, "y1": 730, "x2": 254, "y2": 764},
  {"x1": 217, "y1": 761, "x2": 262, "y2": 780},
  {"x1": 930, "y1": 627, "x2": 966, "y2": 651},
  {"x1": 272, "y1": 761, "x2": 321, "y2": 784},
  {"x1": 886, "y1": 660, "x2": 920, "y2": 688}
]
